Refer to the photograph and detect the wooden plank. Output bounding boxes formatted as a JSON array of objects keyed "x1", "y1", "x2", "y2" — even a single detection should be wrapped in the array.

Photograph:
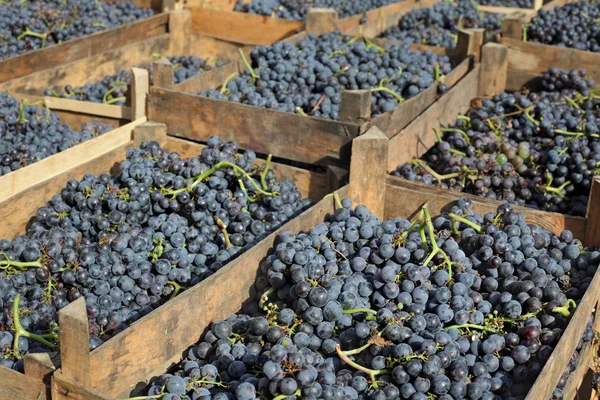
[
  {"x1": 52, "y1": 372, "x2": 109, "y2": 400},
  {"x1": 387, "y1": 65, "x2": 480, "y2": 170},
  {"x1": 187, "y1": 7, "x2": 304, "y2": 46},
  {"x1": 148, "y1": 87, "x2": 359, "y2": 166},
  {"x1": 58, "y1": 298, "x2": 91, "y2": 386},
  {"x1": 0, "y1": 14, "x2": 169, "y2": 84},
  {"x1": 584, "y1": 177, "x2": 600, "y2": 248},
  {"x1": 502, "y1": 13, "x2": 526, "y2": 40},
  {"x1": 371, "y1": 56, "x2": 471, "y2": 139},
  {"x1": 188, "y1": 32, "x2": 254, "y2": 61},
  {"x1": 0, "y1": 34, "x2": 171, "y2": 95},
  {"x1": 306, "y1": 8, "x2": 339, "y2": 35},
  {"x1": 0, "y1": 118, "x2": 142, "y2": 203},
  {"x1": 24, "y1": 353, "x2": 60, "y2": 384},
  {"x1": 340, "y1": 90, "x2": 372, "y2": 125},
  {"x1": 134, "y1": 121, "x2": 168, "y2": 148},
  {"x1": 44, "y1": 97, "x2": 131, "y2": 120},
  {"x1": 479, "y1": 43, "x2": 508, "y2": 97},
  {"x1": 562, "y1": 341, "x2": 594, "y2": 400},
  {"x1": 477, "y1": 5, "x2": 536, "y2": 14},
  {"x1": 173, "y1": 60, "x2": 244, "y2": 93},
  {"x1": 87, "y1": 186, "x2": 349, "y2": 398},
  {"x1": 326, "y1": 166, "x2": 349, "y2": 193},
  {"x1": 385, "y1": 176, "x2": 586, "y2": 239},
  {"x1": 153, "y1": 58, "x2": 175, "y2": 90},
  {"x1": 0, "y1": 366, "x2": 49, "y2": 400},
  {"x1": 504, "y1": 38, "x2": 600, "y2": 84},
  {"x1": 455, "y1": 28, "x2": 485, "y2": 63},
  {"x1": 131, "y1": 68, "x2": 150, "y2": 120},
  {"x1": 168, "y1": 10, "x2": 192, "y2": 55},
  {"x1": 349, "y1": 127, "x2": 389, "y2": 219}
]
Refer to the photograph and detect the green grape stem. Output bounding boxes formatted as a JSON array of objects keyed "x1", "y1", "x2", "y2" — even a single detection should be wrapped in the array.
[
  {"x1": 324, "y1": 192, "x2": 343, "y2": 209},
  {"x1": 168, "y1": 281, "x2": 186, "y2": 300},
  {"x1": 444, "y1": 323, "x2": 500, "y2": 334},
  {"x1": 214, "y1": 215, "x2": 232, "y2": 250},
  {"x1": 448, "y1": 213, "x2": 482, "y2": 233},
  {"x1": 17, "y1": 27, "x2": 49, "y2": 48},
  {"x1": 0, "y1": 252, "x2": 45, "y2": 272},
  {"x1": 343, "y1": 308, "x2": 377, "y2": 315},
  {"x1": 104, "y1": 96, "x2": 126, "y2": 105},
  {"x1": 341, "y1": 342, "x2": 372, "y2": 356},
  {"x1": 238, "y1": 49, "x2": 258, "y2": 84},
  {"x1": 540, "y1": 180, "x2": 571, "y2": 200},
  {"x1": 273, "y1": 389, "x2": 301, "y2": 400},
  {"x1": 439, "y1": 128, "x2": 471, "y2": 145},
  {"x1": 552, "y1": 299, "x2": 577, "y2": 317},
  {"x1": 12, "y1": 295, "x2": 58, "y2": 358},
  {"x1": 260, "y1": 154, "x2": 272, "y2": 190},
  {"x1": 220, "y1": 72, "x2": 239, "y2": 95},
  {"x1": 259, "y1": 287, "x2": 275, "y2": 308},
  {"x1": 371, "y1": 86, "x2": 405, "y2": 103},
  {"x1": 335, "y1": 344, "x2": 389, "y2": 382},
  {"x1": 295, "y1": 106, "x2": 308, "y2": 116}
]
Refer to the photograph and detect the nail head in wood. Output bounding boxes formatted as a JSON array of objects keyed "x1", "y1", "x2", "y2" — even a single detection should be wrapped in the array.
[
  {"x1": 58, "y1": 297, "x2": 91, "y2": 386},
  {"x1": 131, "y1": 67, "x2": 149, "y2": 120},
  {"x1": 348, "y1": 126, "x2": 389, "y2": 219},
  {"x1": 339, "y1": 90, "x2": 372, "y2": 125},
  {"x1": 153, "y1": 58, "x2": 175, "y2": 91},
  {"x1": 134, "y1": 121, "x2": 168, "y2": 148},
  {"x1": 479, "y1": 43, "x2": 508, "y2": 98},
  {"x1": 306, "y1": 8, "x2": 339, "y2": 35}
]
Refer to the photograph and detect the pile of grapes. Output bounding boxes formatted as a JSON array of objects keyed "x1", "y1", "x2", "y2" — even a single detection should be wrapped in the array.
[
  {"x1": 476, "y1": 0, "x2": 535, "y2": 9},
  {"x1": 234, "y1": 0, "x2": 402, "y2": 21},
  {"x1": 0, "y1": 92, "x2": 113, "y2": 176},
  {"x1": 45, "y1": 56, "x2": 223, "y2": 106},
  {"x1": 526, "y1": 0, "x2": 600, "y2": 52},
  {"x1": 0, "y1": 137, "x2": 311, "y2": 371},
  {"x1": 392, "y1": 68, "x2": 600, "y2": 217},
  {"x1": 378, "y1": 0, "x2": 504, "y2": 49},
  {"x1": 198, "y1": 31, "x2": 453, "y2": 120},
  {"x1": 0, "y1": 0, "x2": 154, "y2": 61},
  {"x1": 129, "y1": 197, "x2": 598, "y2": 400}
]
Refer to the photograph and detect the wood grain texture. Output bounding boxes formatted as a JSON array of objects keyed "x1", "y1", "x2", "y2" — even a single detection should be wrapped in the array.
[
  {"x1": 87, "y1": 187, "x2": 349, "y2": 398},
  {"x1": 24, "y1": 353, "x2": 60, "y2": 384},
  {"x1": 58, "y1": 298, "x2": 91, "y2": 386},
  {"x1": 371, "y1": 56, "x2": 472, "y2": 138},
  {"x1": 340, "y1": 90, "x2": 372, "y2": 125},
  {"x1": 0, "y1": 14, "x2": 169, "y2": 84},
  {"x1": 385, "y1": 176, "x2": 586, "y2": 239},
  {"x1": 153, "y1": 58, "x2": 175, "y2": 90},
  {"x1": 455, "y1": 28, "x2": 485, "y2": 63},
  {"x1": 0, "y1": 366, "x2": 49, "y2": 400},
  {"x1": 349, "y1": 127, "x2": 389, "y2": 219},
  {"x1": 562, "y1": 341, "x2": 594, "y2": 400},
  {"x1": 173, "y1": 59, "x2": 244, "y2": 93},
  {"x1": 502, "y1": 13, "x2": 528, "y2": 40},
  {"x1": 187, "y1": 7, "x2": 304, "y2": 45},
  {"x1": 387, "y1": 65, "x2": 480, "y2": 170},
  {"x1": 168, "y1": 10, "x2": 192, "y2": 55},
  {"x1": 131, "y1": 68, "x2": 150, "y2": 120},
  {"x1": 43, "y1": 97, "x2": 131, "y2": 120},
  {"x1": 134, "y1": 121, "x2": 168, "y2": 148},
  {"x1": 0, "y1": 118, "x2": 142, "y2": 203},
  {"x1": 479, "y1": 43, "x2": 508, "y2": 97},
  {"x1": 306, "y1": 8, "x2": 339, "y2": 35},
  {"x1": 504, "y1": 38, "x2": 600, "y2": 83},
  {"x1": 148, "y1": 87, "x2": 359, "y2": 166},
  {"x1": 52, "y1": 372, "x2": 109, "y2": 400}
]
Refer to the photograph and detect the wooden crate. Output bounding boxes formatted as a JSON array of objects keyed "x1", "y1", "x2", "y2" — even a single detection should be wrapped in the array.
[
  {"x1": 0, "y1": 0, "x2": 177, "y2": 87},
  {"x1": 47, "y1": 126, "x2": 600, "y2": 400},
  {"x1": 0, "y1": 119, "x2": 345, "y2": 400},
  {"x1": 476, "y1": 0, "x2": 544, "y2": 15},
  {"x1": 385, "y1": 42, "x2": 600, "y2": 246},
  {"x1": 147, "y1": 9, "x2": 478, "y2": 168},
  {"x1": 184, "y1": 0, "x2": 430, "y2": 46},
  {"x1": 500, "y1": 0, "x2": 600, "y2": 82},
  {"x1": 0, "y1": 10, "x2": 254, "y2": 128}
]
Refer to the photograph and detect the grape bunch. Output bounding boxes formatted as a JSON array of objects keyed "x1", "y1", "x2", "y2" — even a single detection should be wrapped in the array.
[
  {"x1": 526, "y1": 0, "x2": 600, "y2": 52},
  {"x1": 0, "y1": 0, "x2": 154, "y2": 61},
  {"x1": 0, "y1": 92, "x2": 113, "y2": 175},
  {"x1": 379, "y1": 0, "x2": 504, "y2": 49},
  {"x1": 198, "y1": 31, "x2": 452, "y2": 120},
  {"x1": 234, "y1": 0, "x2": 402, "y2": 21},
  {"x1": 476, "y1": 0, "x2": 535, "y2": 9},
  {"x1": 45, "y1": 56, "x2": 223, "y2": 106},
  {"x1": 392, "y1": 67, "x2": 600, "y2": 217},
  {"x1": 131, "y1": 197, "x2": 598, "y2": 400},
  {"x1": 0, "y1": 137, "x2": 311, "y2": 371}
]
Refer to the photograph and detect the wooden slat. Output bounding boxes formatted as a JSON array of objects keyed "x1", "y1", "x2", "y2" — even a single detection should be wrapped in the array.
[
  {"x1": 131, "y1": 68, "x2": 150, "y2": 120},
  {"x1": 0, "y1": 14, "x2": 169, "y2": 83},
  {"x1": 584, "y1": 177, "x2": 600, "y2": 248},
  {"x1": 187, "y1": 7, "x2": 304, "y2": 46},
  {"x1": 0, "y1": 366, "x2": 49, "y2": 400},
  {"x1": 504, "y1": 38, "x2": 600, "y2": 83},
  {"x1": 477, "y1": 4, "x2": 536, "y2": 14},
  {"x1": 562, "y1": 341, "x2": 595, "y2": 400},
  {"x1": 87, "y1": 186, "x2": 349, "y2": 398},
  {"x1": 479, "y1": 43, "x2": 508, "y2": 97},
  {"x1": 58, "y1": 298, "x2": 91, "y2": 386},
  {"x1": 372, "y1": 56, "x2": 472, "y2": 138},
  {"x1": 385, "y1": 176, "x2": 586, "y2": 239},
  {"x1": 349, "y1": 127, "x2": 389, "y2": 219},
  {"x1": 306, "y1": 8, "x2": 339, "y2": 35},
  {"x1": 168, "y1": 10, "x2": 192, "y2": 55},
  {"x1": 44, "y1": 97, "x2": 131, "y2": 120},
  {"x1": 173, "y1": 59, "x2": 243, "y2": 93},
  {"x1": 0, "y1": 118, "x2": 143, "y2": 203},
  {"x1": 387, "y1": 65, "x2": 481, "y2": 170},
  {"x1": 148, "y1": 87, "x2": 359, "y2": 166},
  {"x1": 52, "y1": 372, "x2": 109, "y2": 400}
]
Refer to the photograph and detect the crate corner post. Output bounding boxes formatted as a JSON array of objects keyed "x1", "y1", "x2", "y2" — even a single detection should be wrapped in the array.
[
  {"x1": 348, "y1": 126, "x2": 389, "y2": 219},
  {"x1": 479, "y1": 42, "x2": 508, "y2": 98},
  {"x1": 131, "y1": 67, "x2": 150, "y2": 121},
  {"x1": 306, "y1": 8, "x2": 340, "y2": 35},
  {"x1": 339, "y1": 90, "x2": 372, "y2": 125},
  {"x1": 455, "y1": 28, "x2": 485, "y2": 63},
  {"x1": 57, "y1": 297, "x2": 91, "y2": 388},
  {"x1": 168, "y1": 9, "x2": 192, "y2": 55},
  {"x1": 584, "y1": 176, "x2": 600, "y2": 248},
  {"x1": 134, "y1": 121, "x2": 168, "y2": 148},
  {"x1": 153, "y1": 57, "x2": 175, "y2": 91}
]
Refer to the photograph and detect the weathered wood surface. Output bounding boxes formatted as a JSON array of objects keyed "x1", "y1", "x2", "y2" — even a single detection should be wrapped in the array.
[
  {"x1": 306, "y1": 8, "x2": 339, "y2": 35},
  {"x1": 0, "y1": 14, "x2": 169, "y2": 84},
  {"x1": 479, "y1": 43, "x2": 508, "y2": 97},
  {"x1": 585, "y1": 177, "x2": 600, "y2": 248},
  {"x1": 59, "y1": 299, "x2": 91, "y2": 387},
  {"x1": 148, "y1": 87, "x2": 359, "y2": 166},
  {"x1": 79, "y1": 186, "x2": 348, "y2": 399},
  {"x1": 0, "y1": 366, "x2": 50, "y2": 400}
]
